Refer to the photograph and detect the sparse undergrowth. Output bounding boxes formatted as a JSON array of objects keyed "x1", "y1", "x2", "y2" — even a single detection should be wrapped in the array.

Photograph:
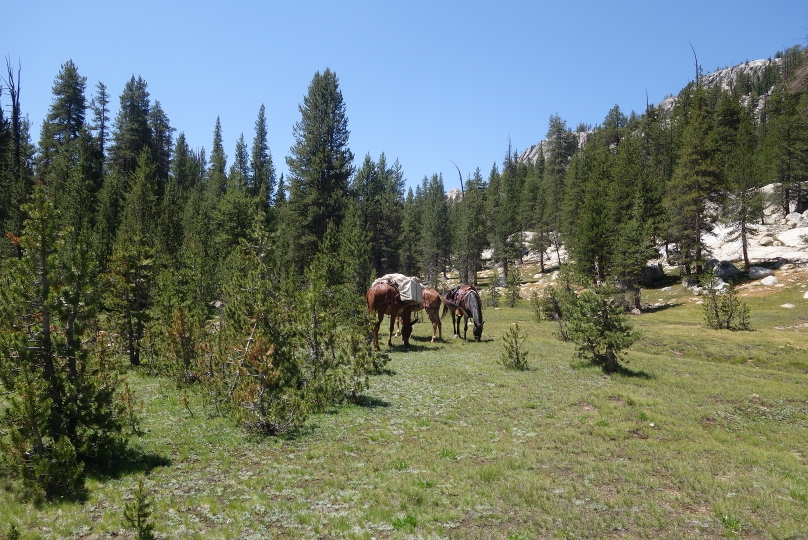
[{"x1": 0, "y1": 273, "x2": 806, "y2": 539}]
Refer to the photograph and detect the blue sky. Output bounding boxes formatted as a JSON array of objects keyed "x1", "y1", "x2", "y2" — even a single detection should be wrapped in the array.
[{"x1": 4, "y1": 1, "x2": 807, "y2": 192}]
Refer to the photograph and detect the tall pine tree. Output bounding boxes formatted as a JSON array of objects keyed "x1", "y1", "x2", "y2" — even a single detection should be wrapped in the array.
[{"x1": 285, "y1": 68, "x2": 354, "y2": 271}]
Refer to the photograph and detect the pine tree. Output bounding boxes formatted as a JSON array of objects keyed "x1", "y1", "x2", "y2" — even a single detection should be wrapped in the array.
[
  {"x1": 350, "y1": 153, "x2": 404, "y2": 276},
  {"x1": 454, "y1": 167, "x2": 488, "y2": 284},
  {"x1": 109, "y1": 76, "x2": 151, "y2": 176},
  {"x1": 563, "y1": 134, "x2": 614, "y2": 284},
  {"x1": 419, "y1": 173, "x2": 449, "y2": 286},
  {"x1": 760, "y1": 88, "x2": 808, "y2": 214},
  {"x1": 229, "y1": 133, "x2": 250, "y2": 190},
  {"x1": 148, "y1": 100, "x2": 174, "y2": 195},
  {"x1": 286, "y1": 69, "x2": 354, "y2": 271},
  {"x1": 723, "y1": 105, "x2": 763, "y2": 271},
  {"x1": 398, "y1": 187, "x2": 421, "y2": 276},
  {"x1": 543, "y1": 115, "x2": 578, "y2": 266},
  {"x1": 89, "y1": 81, "x2": 110, "y2": 172},
  {"x1": 105, "y1": 150, "x2": 158, "y2": 366},
  {"x1": 666, "y1": 82, "x2": 723, "y2": 274},
  {"x1": 250, "y1": 104, "x2": 276, "y2": 210},
  {"x1": 0, "y1": 185, "x2": 125, "y2": 500},
  {"x1": 338, "y1": 200, "x2": 372, "y2": 295},
  {"x1": 211, "y1": 213, "x2": 307, "y2": 433},
  {"x1": 566, "y1": 287, "x2": 639, "y2": 373},
  {"x1": 37, "y1": 60, "x2": 87, "y2": 172},
  {"x1": 207, "y1": 116, "x2": 227, "y2": 198}
]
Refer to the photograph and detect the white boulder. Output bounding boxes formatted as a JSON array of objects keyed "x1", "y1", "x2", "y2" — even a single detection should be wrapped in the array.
[
  {"x1": 760, "y1": 276, "x2": 779, "y2": 286},
  {"x1": 748, "y1": 267, "x2": 773, "y2": 279}
]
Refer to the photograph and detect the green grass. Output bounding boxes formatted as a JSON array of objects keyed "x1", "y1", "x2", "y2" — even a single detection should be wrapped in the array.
[{"x1": 1, "y1": 278, "x2": 807, "y2": 538}]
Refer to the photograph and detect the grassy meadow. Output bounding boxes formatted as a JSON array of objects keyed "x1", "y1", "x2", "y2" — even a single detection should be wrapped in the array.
[{"x1": 2, "y1": 268, "x2": 807, "y2": 539}]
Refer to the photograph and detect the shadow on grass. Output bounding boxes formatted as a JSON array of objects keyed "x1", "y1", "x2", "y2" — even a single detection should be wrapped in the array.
[
  {"x1": 612, "y1": 364, "x2": 655, "y2": 379},
  {"x1": 642, "y1": 303, "x2": 683, "y2": 313},
  {"x1": 354, "y1": 395, "x2": 390, "y2": 408},
  {"x1": 85, "y1": 443, "x2": 172, "y2": 482},
  {"x1": 571, "y1": 359, "x2": 654, "y2": 379},
  {"x1": 388, "y1": 343, "x2": 433, "y2": 353}
]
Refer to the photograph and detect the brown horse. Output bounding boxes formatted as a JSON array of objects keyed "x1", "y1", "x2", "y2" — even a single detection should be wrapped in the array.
[
  {"x1": 395, "y1": 287, "x2": 447, "y2": 342},
  {"x1": 420, "y1": 287, "x2": 445, "y2": 342},
  {"x1": 366, "y1": 281, "x2": 417, "y2": 350}
]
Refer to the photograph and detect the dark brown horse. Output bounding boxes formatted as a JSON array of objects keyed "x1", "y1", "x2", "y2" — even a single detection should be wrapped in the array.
[
  {"x1": 443, "y1": 284, "x2": 484, "y2": 341},
  {"x1": 366, "y1": 281, "x2": 417, "y2": 350}
]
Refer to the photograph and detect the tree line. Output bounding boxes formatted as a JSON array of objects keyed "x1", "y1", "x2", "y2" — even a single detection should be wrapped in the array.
[{"x1": 1, "y1": 45, "x2": 806, "y2": 499}]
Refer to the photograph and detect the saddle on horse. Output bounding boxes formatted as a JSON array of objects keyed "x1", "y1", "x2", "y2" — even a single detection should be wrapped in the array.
[
  {"x1": 446, "y1": 284, "x2": 477, "y2": 316},
  {"x1": 374, "y1": 273, "x2": 423, "y2": 305}
]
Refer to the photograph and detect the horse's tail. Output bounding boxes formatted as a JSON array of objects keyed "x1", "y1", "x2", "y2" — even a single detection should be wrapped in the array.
[
  {"x1": 365, "y1": 287, "x2": 374, "y2": 314},
  {"x1": 438, "y1": 294, "x2": 464, "y2": 320}
]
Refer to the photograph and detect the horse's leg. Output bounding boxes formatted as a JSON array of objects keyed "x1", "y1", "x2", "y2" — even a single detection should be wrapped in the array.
[
  {"x1": 387, "y1": 314, "x2": 395, "y2": 347},
  {"x1": 372, "y1": 312, "x2": 383, "y2": 351},
  {"x1": 427, "y1": 308, "x2": 437, "y2": 342},
  {"x1": 463, "y1": 315, "x2": 469, "y2": 341}
]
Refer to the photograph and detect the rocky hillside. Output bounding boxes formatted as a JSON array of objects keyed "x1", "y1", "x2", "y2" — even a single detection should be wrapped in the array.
[{"x1": 517, "y1": 57, "x2": 783, "y2": 166}]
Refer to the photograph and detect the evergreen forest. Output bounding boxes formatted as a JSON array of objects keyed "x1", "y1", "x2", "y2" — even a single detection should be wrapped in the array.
[{"x1": 1, "y1": 44, "x2": 807, "y2": 505}]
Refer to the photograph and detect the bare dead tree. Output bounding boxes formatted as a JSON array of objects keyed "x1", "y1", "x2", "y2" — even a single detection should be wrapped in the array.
[
  {"x1": 3, "y1": 56, "x2": 21, "y2": 179},
  {"x1": 450, "y1": 159, "x2": 464, "y2": 197},
  {"x1": 688, "y1": 42, "x2": 700, "y2": 82}
]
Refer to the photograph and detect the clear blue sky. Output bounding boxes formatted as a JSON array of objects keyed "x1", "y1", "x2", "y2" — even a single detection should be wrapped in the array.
[{"x1": 5, "y1": 1, "x2": 807, "y2": 192}]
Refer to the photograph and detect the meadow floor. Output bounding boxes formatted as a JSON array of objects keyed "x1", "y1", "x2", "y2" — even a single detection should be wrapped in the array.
[{"x1": 2, "y1": 269, "x2": 807, "y2": 539}]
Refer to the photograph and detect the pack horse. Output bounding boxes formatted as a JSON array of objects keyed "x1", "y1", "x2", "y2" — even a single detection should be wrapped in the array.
[
  {"x1": 366, "y1": 274, "x2": 424, "y2": 350},
  {"x1": 444, "y1": 284, "x2": 484, "y2": 342}
]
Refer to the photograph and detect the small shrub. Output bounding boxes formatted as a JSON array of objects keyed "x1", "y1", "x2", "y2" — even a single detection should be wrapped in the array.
[
  {"x1": 566, "y1": 287, "x2": 639, "y2": 373},
  {"x1": 530, "y1": 291, "x2": 542, "y2": 322},
  {"x1": 539, "y1": 285, "x2": 577, "y2": 341},
  {"x1": 505, "y1": 266, "x2": 522, "y2": 308},
  {"x1": 499, "y1": 323, "x2": 529, "y2": 370},
  {"x1": 2, "y1": 524, "x2": 20, "y2": 540},
  {"x1": 123, "y1": 476, "x2": 156, "y2": 540},
  {"x1": 700, "y1": 271, "x2": 751, "y2": 330},
  {"x1": 120, "y1": 382, "x2": 144, "y2": 435},
  {"x1": 487, "y1": 269, "x2": 500, "y2": 307},
  {"x1": 392, "y1": 514, "x2": 417, "y2": 530}
]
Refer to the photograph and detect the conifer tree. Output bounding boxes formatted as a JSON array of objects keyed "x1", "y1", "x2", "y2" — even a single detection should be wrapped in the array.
[
  {"x1": 286, "y1": 69, "x2": 354, "y2": 270},
  {"x1": 724, "y1": 105, "x2": 763, "y2": 271},
  {"x1": 419, "y1": 173, "x2": 449, "y2": 286},
  {"x1": 398, "y1": 187, "x2": 421, "y2": 276},
  {"x1": 105, "y1": 150, "x2": 158, "y2": 366},
  {"x1": 454, "y1": 167, "x2": 488, "y2": 284},
  {"x1": 338, "y1": 200, "x2": 373, "y2": 295},
  {"x1": 0, "y1": 184, "x2": 125, "y2": 500},
  {"x1": 148, "y1": 101, "x2": 173, "y2": 195},
  {"x1": 563, "y1": 131, "x2": 614, "y2": 283},
  {"x1": 543, "y1": 115, "x2": 578, "y2": 266},
  {"x1": 109, "y1": 76, "x2": 151, "y2": 176},
  {"x1": 89, "y1": 81, "x2": 110, "y2": 171},
  {"x1": 350, "y1": 153, "x2": 404, "y2": 276},
  {"x1": 760, "y1": 88, "x2": 808, "y2": 214},
  {"x1": 249, "y1": 105, "x2": 276, "y2": 212},
  {"x1": 207, "y1": 116, "x2": 227, "y2": 198},
  {"x1": 666, "y1": 82, "x2": 723, "y2": 274},
  {"x1": 229, "y1": 133, "x2": 250, "y2": 190},
  {"x1": 37, "y1": 60, "x2": 87, "y2": 173}
]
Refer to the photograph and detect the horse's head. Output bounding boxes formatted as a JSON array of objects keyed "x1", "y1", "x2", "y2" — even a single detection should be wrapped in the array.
[
  {"x1": 400, "y1": 309, "x2": 417, "y2": 346},
  {"x1": 472, "y1": 320, "x2": 483, "y2": 342}
]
